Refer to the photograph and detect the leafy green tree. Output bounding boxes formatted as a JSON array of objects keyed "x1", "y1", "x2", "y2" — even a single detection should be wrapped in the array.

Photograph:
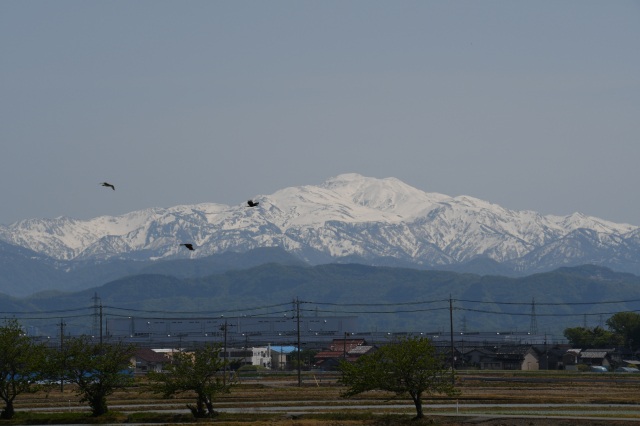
[
  {"x1": 297, "y1": 348, "x2": 319, "y2": 369},
  {"x1": 338, "y1": 336, "x2": 458, "y2": 419},
  {"x1": 563, "y1": 327, "x2": 591, "y2": 347},
  {"x1": 148, "y1": 343, "x2": 231, "y2": 418},
  {"x1": 0, "y1": 319, "x2": 49, "y2": 419},
  {"x1": 57, "y1": 336, "x2": 135, "y2": 416},
  {"x1": 563, "y1": 326, "x2": 621, "y2": 348},
  {"x1": 565, "y1": 313, "x2": 640, "y2": 349},
  {"x1": 606, "y1": 312, "x2": 640, "y2": 350}
]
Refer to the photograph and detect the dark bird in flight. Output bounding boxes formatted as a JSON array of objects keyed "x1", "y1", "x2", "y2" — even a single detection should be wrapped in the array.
[
  {"x1": 180, "y1": 243, "x2": 195, "y2": 251},
  {"x1": 247, "y1": 200, "x2": 259, "y2": 207},
  {"x1": 100, "y1": 182, "x2": 115, "y2": 190}
]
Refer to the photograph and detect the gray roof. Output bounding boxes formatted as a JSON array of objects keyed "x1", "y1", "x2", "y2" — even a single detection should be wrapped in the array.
[
  {"x1": 580, "y1": 351, "x2": 608, "y2": 359},
  {"x1": 349, "y1": 345, "x2": 375, "y2": 355},
  {"x1": 495, "y1": 345, "x2": 535, "y2": 355}
]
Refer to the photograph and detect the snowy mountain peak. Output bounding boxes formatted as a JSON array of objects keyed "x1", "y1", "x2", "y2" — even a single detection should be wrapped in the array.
[
  {"x1": 318, "y1": 173, "x2": 450, "y2": 218},
  {"x1": 0, "y1": 174, "x2": 638, "y2": 275}
]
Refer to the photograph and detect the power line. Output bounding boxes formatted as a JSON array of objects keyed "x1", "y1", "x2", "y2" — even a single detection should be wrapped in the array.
[
  {"x1": 458, "y1": 307, "x2": 640, "y2": 317},
  {"x1": 300, "y1": 307, "x2": 450, "y2": 315},
  {"x1": 0, "y1": 307, "x2": 94, "y2": 315},
  {"x1": 456, "y1": 298, "x2": 640, "y2": 306},
  {"x1": 301, "y1": 299, "x2": 449, "y2": 307},
  {"x1": 3, "y1": 297, "x2": 640, "y2": 323},
  {"x1": 102, "y1": 302, "x2": 293, "y2": 315}
]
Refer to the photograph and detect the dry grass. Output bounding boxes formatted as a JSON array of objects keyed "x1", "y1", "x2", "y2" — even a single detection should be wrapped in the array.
[{"x1": 5, "y1": 371, "x2": 640, "y2": 425}]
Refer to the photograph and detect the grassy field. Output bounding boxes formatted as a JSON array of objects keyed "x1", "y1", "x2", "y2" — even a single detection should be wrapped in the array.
[{"x1": 4, "y1": 370, "x2": 640, "y2": 425}]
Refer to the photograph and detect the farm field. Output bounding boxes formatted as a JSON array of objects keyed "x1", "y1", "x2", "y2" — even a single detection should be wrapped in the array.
[{"x1": 5, "y1": 370, "x2": 640, "y2": 425}]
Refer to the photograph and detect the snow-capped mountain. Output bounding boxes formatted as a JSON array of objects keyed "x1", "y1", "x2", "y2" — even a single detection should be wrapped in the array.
[{"x1": 1, "y1": 173, "x2": 638, "y2": 274}]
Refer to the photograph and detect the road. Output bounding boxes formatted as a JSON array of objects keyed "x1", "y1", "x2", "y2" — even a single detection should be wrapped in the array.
[{"x1": 24, "y1": 401, "x2": 640, "y2": 422}]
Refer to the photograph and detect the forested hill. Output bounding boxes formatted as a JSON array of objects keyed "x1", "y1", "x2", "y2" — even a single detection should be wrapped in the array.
[{"x1": 5, "y1": 263, "x2": 640, "y2": 338}]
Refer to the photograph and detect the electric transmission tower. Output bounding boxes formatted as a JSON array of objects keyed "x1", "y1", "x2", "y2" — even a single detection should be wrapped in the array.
[
  {"x1": 529, "y1": 297, "x2": 538, "y2": 335},
  {"x1": 92, "y1": 292, "x2": 101, "y2": 337}
]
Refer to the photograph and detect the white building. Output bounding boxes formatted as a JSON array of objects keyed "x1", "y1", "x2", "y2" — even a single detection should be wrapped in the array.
[{"x1": 221, "y1": 346, "x2": 273, "y2": 369}]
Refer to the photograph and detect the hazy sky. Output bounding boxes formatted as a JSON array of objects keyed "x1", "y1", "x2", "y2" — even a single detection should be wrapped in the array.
[{"x1": 1, "y1": 1, "x2": 639, "y2": 226}]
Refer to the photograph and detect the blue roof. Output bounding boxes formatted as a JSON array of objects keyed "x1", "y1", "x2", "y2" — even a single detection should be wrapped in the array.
[{"x1": 272, "y1": 345, "x2": 297, "y2": 354}]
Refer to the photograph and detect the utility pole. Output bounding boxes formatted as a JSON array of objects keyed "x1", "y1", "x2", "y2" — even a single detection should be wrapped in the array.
[
  {"x1": 220, "y1": 321, "x2": 228, "y2": 386},
  {"x1": 544, "y1": 333, "x2": 548, "y2": 370},
  {"x1": 243, "y1": 333, "x2": 249, "y2": 367},
  {"x1": 297, "y1": 299, "x2": 302, "y2": 387},
  {"x1": 99, "y1": 303, "x2": 103, "y2": 345},
  {"x1": 343, "y1": 331, "x2": 352, "y2": 360},
  {"x1": 59, "y1": 318, "x2": 65, "y2": 393},
  {"x1": 529, "y1": 297, "x2": 538, "y2": 335},
  {"x1": 92, "y1": 292, "x2": 101, "y2": 337},
  {"x1": 449, "y1": 296, "x2": 455, "y2": 385}
]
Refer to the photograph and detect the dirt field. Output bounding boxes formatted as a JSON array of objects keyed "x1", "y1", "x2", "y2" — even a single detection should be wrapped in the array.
[{"x1": 7, "y1": 371, "x2": 640, "y2": 424}]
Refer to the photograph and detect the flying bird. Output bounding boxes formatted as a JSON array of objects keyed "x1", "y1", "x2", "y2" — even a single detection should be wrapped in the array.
[
  {"x1": 100, "y1": 182, "x2": 115, "y2": 190},
  {"x1": 247, "y1": 200, "x2": 259, "y2": 207},
  {"x1": 180, "y1": 243, "x2": 195, "y2": 251}
]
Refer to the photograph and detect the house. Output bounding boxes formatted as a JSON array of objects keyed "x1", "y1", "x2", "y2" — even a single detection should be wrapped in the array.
[
  {"x1": 219, "y1": 346, "x2": 274, "y2": 369},
  {"x1": 622, "y1": 359, "x2": 640, "y2": 369},
  {"x1": 462, "y1": 347, "x2": 497, "y2": 369},
  {"x1": 132, "y1": 348, "x2": 169, "y2": 373},
  {"x1": 270, "y1": 345, "x2": 298, "y2": 370},
  {"x1": 563, "y1": 348, "x2": 581, "y2": 370},
  {"x1": 314, "y1": 338, "x2": 374, "y2": 370},
  {"x1": 534, "y1": 344, "x2": 572, "y2": 370},
  {"x1": 579, "y1": 349, "x2": 614, "y2": 369},
  {"x1": 478, "y1": 345, "x2": 540, "y2": 370},
  {"x1": 434, "y1": 345, "x2": 464, "y2": 369},
  {"x1": 562, "y1": 348, "x2": 617, "y2": 371},
  {"x1": 246, "y1": 346, "x2": 273, "y2": 369},
  {"x1": 609, "y1": 348, "x2": 635, "y2": 367}
]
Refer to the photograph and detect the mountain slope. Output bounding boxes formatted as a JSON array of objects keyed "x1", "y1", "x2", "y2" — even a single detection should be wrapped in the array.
[
  {"x1": 11, "y1": 264, "x2": 640, "y2": 338},
  {"x1": 1, "y1": 173, "x2": 639, "y2": 296},
  {"x1": 0, "y1": 240, "x2": 69, "y2": 296}
]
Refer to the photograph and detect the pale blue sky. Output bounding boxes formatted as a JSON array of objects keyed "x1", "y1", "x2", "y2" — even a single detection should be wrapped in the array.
[{"x1": 1, "y1": 1, "x2": 639, "y2": 225}]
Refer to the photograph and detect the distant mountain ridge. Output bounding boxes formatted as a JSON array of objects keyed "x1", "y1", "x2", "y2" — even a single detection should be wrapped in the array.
[
  {"x1": 1, "y1": 173, "x2": 639, "y2": 296},
  {"x1": 6, "y1": 263, "x2": 640, "y2": 338}
]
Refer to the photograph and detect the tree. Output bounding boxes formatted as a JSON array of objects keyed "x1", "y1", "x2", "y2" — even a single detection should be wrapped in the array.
[
  {"x1": 58, "y1": 336, "x2": 135, "y2": 416},
  {"x1": 148, "y1": 343, "x2": 231, "y2": 418},
  {"x1": 564, "y1": 312, "x2": 640, "y2": 350},
  {"x1": 606, "y1": 312, "x2": 640, "y2": 350},
  {"x1": 563, "y1": 326, "x2": 621, "y2": 348},
  {"x1": 338, "y1": 336, "x2": 458, "y2": 419},
  {"x1": 0, "y1": 319, "x2": 49, "y2": 419},
  {"x1": 296, "y1": 348, "x2": 319, "y2": 369}
]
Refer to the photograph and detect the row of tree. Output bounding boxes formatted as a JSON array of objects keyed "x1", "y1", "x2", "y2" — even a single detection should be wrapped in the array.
[
  {"x1": 563, "y1": 312, "x2": 640, "y2": 349},
  {"x1": 0, "y1": 319, "x2": 134, "y2": 419},
  {"x1": 0, "y1": 319, "x2": 233, "y2": 420},
  {"x1": 4, "y1": 311, "x2": 640, "y2": 421},
  {"x1": 0, "y1": 318, "x2": 456, "y2": 420}
]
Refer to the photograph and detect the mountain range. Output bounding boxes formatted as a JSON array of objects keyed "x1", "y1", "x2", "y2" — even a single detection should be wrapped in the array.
[
  {"x1": 1, "y1": 173, "x2": 640, "y2": 297},
  {"x1": 4, "y1": 262, "x2": 640, "y2": 339}
]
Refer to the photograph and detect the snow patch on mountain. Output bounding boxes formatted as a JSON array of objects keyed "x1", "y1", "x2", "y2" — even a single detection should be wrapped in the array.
[{"x1": 0, "y1": 173, "x2": 637, "y2": 273}]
